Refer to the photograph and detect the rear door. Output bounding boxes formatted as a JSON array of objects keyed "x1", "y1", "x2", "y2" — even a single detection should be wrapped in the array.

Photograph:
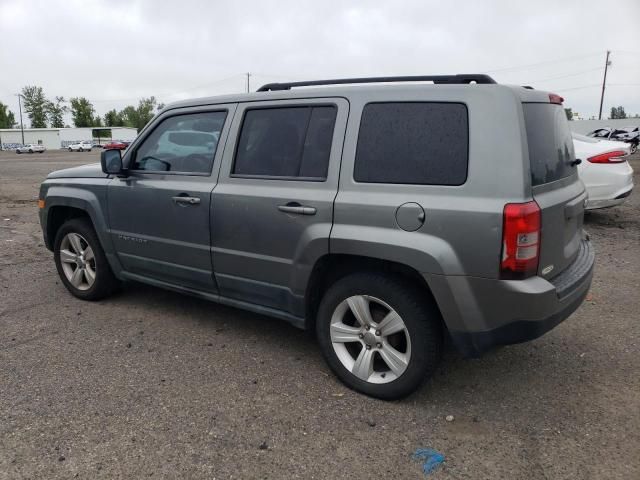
[
  {"x1": 523, "y1": 101, "x2": 586, "y2": 279},
  {"x1": 211, "y1": 98, "x2": 347, "y2": 317}
]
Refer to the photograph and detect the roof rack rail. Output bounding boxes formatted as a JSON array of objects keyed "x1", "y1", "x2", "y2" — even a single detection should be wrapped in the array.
[{"x1": 257, "y1": 74, "x2": 497, "y2": 92}]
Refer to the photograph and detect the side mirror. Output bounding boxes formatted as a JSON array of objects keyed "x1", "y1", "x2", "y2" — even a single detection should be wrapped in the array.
[{"x1": 101, "y1": 149, "x2": 124, "y2": 175}]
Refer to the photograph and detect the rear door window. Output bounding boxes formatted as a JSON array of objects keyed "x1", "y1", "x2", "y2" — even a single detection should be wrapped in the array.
[
  {"x1": 354, "y1": 102, "x2": 468, "y2": 185},
  {"x1": 233, "y1": 106, "x2": 337, "y2": 180},
  {"x1": 523, "y1": 103, "x2": 575, "y2": 186}
]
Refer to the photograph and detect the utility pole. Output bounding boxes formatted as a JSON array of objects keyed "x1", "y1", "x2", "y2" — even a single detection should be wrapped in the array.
[
  {"x1": 598, "y1": 50, "x2": 611, "y2": 120},
  {"x1": 15, "y1": 93, "x2": 25, "y2": 145},
  {"x1": 246, "y1": 72, "x2": 251, "y2": 93}
]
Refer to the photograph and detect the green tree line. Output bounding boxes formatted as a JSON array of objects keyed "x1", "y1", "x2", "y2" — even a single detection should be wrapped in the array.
[{"x1": 0, "y1": 86, "x2": 165, "y2": 131}]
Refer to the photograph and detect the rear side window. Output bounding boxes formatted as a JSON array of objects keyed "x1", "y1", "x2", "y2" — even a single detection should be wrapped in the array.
[
  {"x1": 354, "y1": 102, "x2": 468, "y2": 185},
  {"x1": 523, "y1": 103, "x2": 575, "y2": 186},
  {"x1": 233, "y1": 106, "x2": 337, "y2": 179}
]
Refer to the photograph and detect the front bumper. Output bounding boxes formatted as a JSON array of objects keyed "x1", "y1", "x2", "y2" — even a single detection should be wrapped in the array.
[{"x1": 425, "y1": 239, "x2": 595, "y2": 357}]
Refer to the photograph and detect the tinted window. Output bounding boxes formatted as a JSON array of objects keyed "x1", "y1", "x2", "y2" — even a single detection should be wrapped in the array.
[
  {"x1": 132, "y1": 111, "x2": 227, "y2": 173},
  {"x1": 523, "y1": 103, "x2": 574, "y2": 186},
  {"x1": 233, "y1": 106, "x2": 337, "y2": 179},
  {"x1": 354, "y1": 102, "x2": 468, "y2": 185}
]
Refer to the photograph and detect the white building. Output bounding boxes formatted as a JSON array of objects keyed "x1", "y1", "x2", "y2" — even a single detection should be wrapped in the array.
[{"x1": 0, "y1": 127, "x2": 138, "y2": 150}]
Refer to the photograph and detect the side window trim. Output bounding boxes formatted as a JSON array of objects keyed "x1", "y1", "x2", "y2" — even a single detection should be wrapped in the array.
[
  {"x1": 127, "y1": 108, "x2": 231, "y2": 177},
  {"x1": 230, "y1": 102, "x2": 339, "y2": 182}
]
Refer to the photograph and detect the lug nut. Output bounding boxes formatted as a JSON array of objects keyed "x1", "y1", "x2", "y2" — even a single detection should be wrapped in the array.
[
  {"x1": 358, "y1": 333, "x2": 364, "y2": 339},
  {"x1": 365, "y1": 325, "x2": 370, "y2": 331},
  {"x1": 365, "y1": 345, "x2": 371, "y2": 350},
  {"x1": 375, "y1": 330, "x2": 381, "y2": 336},
  {"x1": 376, "y1": 343, "x2": 382, "y2": 348}
]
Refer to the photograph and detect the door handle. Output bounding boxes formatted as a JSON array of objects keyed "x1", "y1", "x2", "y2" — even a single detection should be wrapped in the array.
[
  {"x1": 172, "y1": 196, "x2": 201, "y2": 205},
  {"x1": 278, "y1": 203, "x2": 317, "y2": 215}
]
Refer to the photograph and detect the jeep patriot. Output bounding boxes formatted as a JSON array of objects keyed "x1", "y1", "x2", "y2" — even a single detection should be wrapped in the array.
[{"x1": 38, "y1": 74, "x2": 594, "y2": 399}]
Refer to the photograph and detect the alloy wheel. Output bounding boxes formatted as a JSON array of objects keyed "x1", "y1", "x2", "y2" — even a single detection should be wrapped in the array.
[
  {"x1": 330, "y1": 295, "x2": 411, "y2": 384},
  {"x1": 59, "y1": 232, "x2": 96, "y2": 291}
]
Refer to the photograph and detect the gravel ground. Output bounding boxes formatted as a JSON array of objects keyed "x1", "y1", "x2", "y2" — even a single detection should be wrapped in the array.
[{"x1": 0, "y1": 150, "x2": 638, "y2": 479}]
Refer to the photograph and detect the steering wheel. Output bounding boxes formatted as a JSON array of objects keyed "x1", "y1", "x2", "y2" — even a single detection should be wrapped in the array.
[
  {"x1": 182, "y1": 153, "x2": 211, "y2": 173},
  {"x1": 137, "y1": 155, "x2": 171, "y2": 171}
]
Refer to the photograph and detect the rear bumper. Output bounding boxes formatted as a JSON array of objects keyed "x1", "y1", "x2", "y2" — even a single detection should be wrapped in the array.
[
  {"x1": 583, "y1": 161, "x2": 634, "y2": 209},
  {"x1": 425, "y1": 239, "x2": 594, "y2": 357}
]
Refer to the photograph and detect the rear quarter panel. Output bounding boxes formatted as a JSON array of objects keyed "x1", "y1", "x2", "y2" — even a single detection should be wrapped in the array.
[{"x1": 332, "y1": 85, "x2": 530, "y2": 279}]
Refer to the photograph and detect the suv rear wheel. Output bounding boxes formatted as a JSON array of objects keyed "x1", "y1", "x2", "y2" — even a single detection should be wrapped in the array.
[
  {"x1": 316, "y1": 273, "x2": 442, "y2": 399},
  {"x1": 53, "y1": 218, "x2": 119, "y2": 300}
]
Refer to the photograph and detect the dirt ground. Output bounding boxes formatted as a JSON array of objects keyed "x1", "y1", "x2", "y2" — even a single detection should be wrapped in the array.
[{"x1": 0, "y1": 150, "x2": 638, "y2": 479}]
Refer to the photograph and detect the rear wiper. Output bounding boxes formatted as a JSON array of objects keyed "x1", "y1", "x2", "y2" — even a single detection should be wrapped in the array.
[{"x1": 570, "y1": 159, "x2": 582, "y2": 167}]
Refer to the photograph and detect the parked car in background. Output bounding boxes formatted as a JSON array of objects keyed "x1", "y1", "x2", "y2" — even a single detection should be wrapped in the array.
[
  {"x1": 103, "y1": 140, "x2": 128, "y2": 150},
  {"x1": 587, "y1": 126, "x2": 639, "y2": 153},
  {"x1": 38, "y1": 75, "x2": 595, "y2": 399},
  {"x1": 16, "y1": 144, "x2": 46, "y2": 154},
  {"x1": 573, "y1": 132, "x2": 634, "y2": 210},
  {"x1": 68, "y1": 141, "x2": 93, "y2": 152}
]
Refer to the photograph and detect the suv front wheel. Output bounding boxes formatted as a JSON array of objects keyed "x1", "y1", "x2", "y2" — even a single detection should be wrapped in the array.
[
  {"x1": 53, "y1": 218, "x2": 119, "y2": 300},
  {"x1": 316, "y1": 273, "x2": 442, "y2": 400}
]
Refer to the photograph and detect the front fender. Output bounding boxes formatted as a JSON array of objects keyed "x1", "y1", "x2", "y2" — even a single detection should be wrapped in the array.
[{"x1": 40, "y1": 180, "x2": 122, "y2": 275}]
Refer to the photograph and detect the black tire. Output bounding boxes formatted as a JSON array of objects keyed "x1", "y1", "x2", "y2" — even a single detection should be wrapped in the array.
[
  {"x1": 53, "y1": 218, "x2": 119, "y2": 301},
  {"x1": 79, "y1": 148, "x2": 83, "y2": 152},
  {"x1": 16, "y1": 150, "x2": 21, "y2": 154},
  {"x1": 38, "y1": 151, "x2": 43, "y2": 154},
  {"x1": 316, "y1": 272, "x2": 442, "y2": 400},
  {"x1": 28, "y1": 149, "x2": 33, "y2": 153},
  {"x1": 68, "y1": 147, "x2": 73, "y2": 152}
]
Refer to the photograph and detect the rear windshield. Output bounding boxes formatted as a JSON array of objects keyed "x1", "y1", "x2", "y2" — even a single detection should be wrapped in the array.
[{"x1": 523, "y1": 103, "x2": 575, "y2": 186}]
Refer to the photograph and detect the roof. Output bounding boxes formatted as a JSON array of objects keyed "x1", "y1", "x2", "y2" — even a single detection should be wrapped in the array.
[{"x1": 164, "y1": 81, "x2": 551, "y2": 111}]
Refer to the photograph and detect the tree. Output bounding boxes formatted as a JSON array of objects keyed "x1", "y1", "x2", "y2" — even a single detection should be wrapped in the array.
[
  {"x1": 21, "y1": 86, "x2": 49, "y2": 128},
  {"x1": 0, "y1": 102, "x2": 16, "y2": 128},
  {"x1": 135, "y1": 96, "x2": 158, "y2": 129},
  {"x1": 103, "y1": 109, "x2": 124, "y2": 127},
  {"x1": 610, "y1": 106, "x2": 627, "y2": 119},
  {"x1": 70, "y1": 97, "x2": 96, "y2": 127},
  {"x1": 564, "y1": 108, "x2": 573, "y2": 121},
  {"x1": 119, "y1": 96, "x2": 158, "y2": 131},
  {"x1": 47, "y1": 96, "x2": 68, "y2": 128}
]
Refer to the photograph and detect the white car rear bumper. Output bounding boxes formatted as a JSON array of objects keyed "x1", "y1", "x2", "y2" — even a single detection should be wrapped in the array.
[{"x1": 583, "y1": 162, "x2": 634, "y2": 210}]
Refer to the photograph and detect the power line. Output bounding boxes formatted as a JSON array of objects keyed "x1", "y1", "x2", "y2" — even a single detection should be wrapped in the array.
[
  {"x1": 528, "y1": 67, "x2": 604, "y2": 83},
  {"x1": 484, "y1": 52, "x2": 603, "y2": 74},
  {"x1": 553, "y1": 84, "x2": 601, "y2": 92},
  {"x1": 91, "y1": 74, "x2": 244, "y2": 103}
]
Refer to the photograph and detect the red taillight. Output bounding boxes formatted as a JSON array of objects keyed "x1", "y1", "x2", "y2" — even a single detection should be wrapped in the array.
[
  {"x1": 501, "y1": 201, "x2": 541, "y2": 279},
  {"x1": 587, "y1": 150, "x2": 627, "y2": 164},
  {"x1": 548, "y1": 93, "x2": 564, "y2": 104}
]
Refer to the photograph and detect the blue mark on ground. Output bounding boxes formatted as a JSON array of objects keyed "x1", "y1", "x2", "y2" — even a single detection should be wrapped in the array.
[{"x1": 412, "y1": 448, "x2": 445, "y2": 476}]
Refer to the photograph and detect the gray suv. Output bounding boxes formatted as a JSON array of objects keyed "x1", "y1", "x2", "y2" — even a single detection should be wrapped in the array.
[{"x1": 38, "y1": 75, "x2": 594, "y2": 399}]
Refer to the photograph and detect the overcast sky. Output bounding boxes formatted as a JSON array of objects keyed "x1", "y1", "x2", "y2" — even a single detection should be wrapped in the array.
[{"x1": 1, "y1": 0, "x2": 639, "y2": 126}]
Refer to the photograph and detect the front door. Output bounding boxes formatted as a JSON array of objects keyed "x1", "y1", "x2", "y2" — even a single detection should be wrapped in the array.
[
  {"x1": 108, "y1": 105, "x2": 236, "y2": 292},
  {"x1": 211, "y1": 98, "x2": 348, "y2": 317}
]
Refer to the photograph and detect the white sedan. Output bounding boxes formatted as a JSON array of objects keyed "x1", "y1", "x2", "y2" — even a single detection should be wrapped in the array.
[
  {"x1": 68, "y1": 141, "x2": 93, "y2": 152},
  {"x1": 573, "y1": 133, "x2": 634, "y2": 210},
  {"x1": 16, "y1": 144, "x2": 46, "y2": 154}
]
